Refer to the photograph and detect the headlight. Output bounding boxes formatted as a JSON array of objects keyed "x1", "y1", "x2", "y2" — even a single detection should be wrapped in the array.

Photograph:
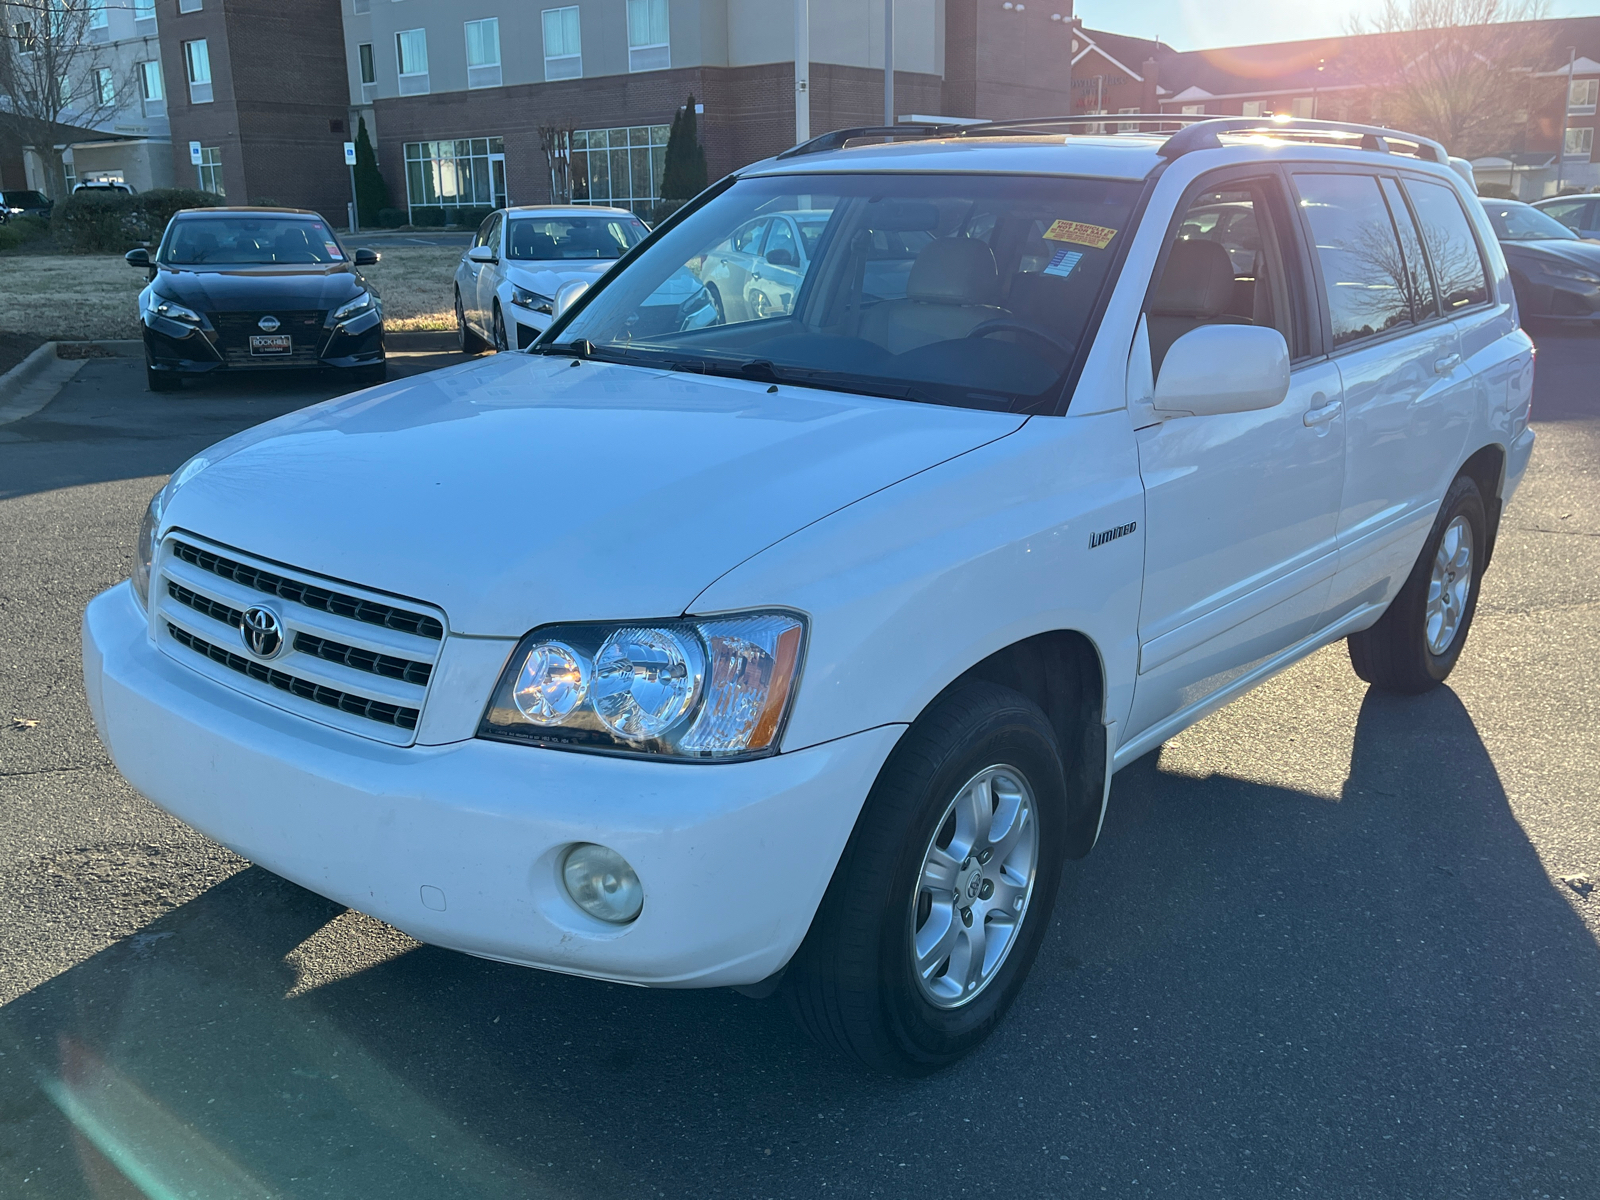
[
  {"x1": 480, "y1": 611, "x2": 806, "y2": 760},
  {"x1": 332, "y1": 290, "x2": 376, "y2": 322},
  {"x1": 132, "y1": 488, "x2": 163, "y2": 610},
  {"x1": 1540, "y1": 262, "x2": 1600, "y2": 284},
  {"x1": 510, "y1": 284, "x2": 553, "y2": 314},
  {"x1": 148, "y1": 297, "x2": 201, "y2": 324}
]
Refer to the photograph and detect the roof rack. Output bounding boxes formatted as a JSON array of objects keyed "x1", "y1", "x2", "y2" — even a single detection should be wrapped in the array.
[{"x1": 773, "y1": 113, "x2": 1449, "y2": 167}]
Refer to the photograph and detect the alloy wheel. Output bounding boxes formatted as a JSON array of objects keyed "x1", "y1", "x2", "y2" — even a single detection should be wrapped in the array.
[{"x1": 1425, "y1": 515, "x2": 1473, "y2": 656}]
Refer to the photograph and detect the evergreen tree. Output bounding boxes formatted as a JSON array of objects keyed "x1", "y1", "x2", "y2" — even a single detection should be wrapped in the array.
[
  {"x1": 660, "y1": 95, "x2": 708, "y2": 200},
  {"x1": 353, "y1": 117, "x2": 390, "y2": 226}
]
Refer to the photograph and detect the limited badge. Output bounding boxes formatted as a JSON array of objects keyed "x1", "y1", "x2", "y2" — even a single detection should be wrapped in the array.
[
  {"x1": 1043, "y1": 220, "x2": 1118, "y2": 250},
  {"x1": 1042, "y1": 247, "x2": 1083, "y2": 279}
]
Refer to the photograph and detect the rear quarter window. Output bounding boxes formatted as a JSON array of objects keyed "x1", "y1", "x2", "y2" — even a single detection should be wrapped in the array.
[{"x1": 1403, "y1": 179, "x2": 1490, "y2": 312}]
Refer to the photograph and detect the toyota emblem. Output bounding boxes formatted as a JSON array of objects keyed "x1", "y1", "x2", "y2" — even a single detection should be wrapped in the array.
[
  {"x1": 257, "y1": 315, "x2": 281, "y2": 332},
  {"x1": 240, "y1": 606, "x2": 285, "y2": 659}
]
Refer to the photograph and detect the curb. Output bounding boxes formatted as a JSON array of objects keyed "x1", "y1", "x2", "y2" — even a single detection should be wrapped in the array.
[
  {"x1": 388, "y1": 330, "x2": 456, "y2": 352},
  {"x1": 0, "y1": 342, "x2": 86, "y2": 429}
]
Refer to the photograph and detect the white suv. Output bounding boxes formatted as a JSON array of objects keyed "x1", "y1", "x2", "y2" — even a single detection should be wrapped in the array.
[{"x1": 84, "y1": 117, "x2": 1536, "y2": 1074}]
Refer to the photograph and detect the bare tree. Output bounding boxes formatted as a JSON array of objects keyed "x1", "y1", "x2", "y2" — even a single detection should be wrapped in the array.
[
  {"x1": 539, "y1": 124, "x2": 576, "y2": 204},
  {"x1": 1349, "y1": 0, "x2": 1554, "y2": 159},
  {"x1": 0, "y1": 0, "x2": 133, "y2": 198}
]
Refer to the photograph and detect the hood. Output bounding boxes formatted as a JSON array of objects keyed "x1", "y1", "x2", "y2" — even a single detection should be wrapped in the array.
[
  {"x1": 153, "y1": 262, "x2": 366, "y2": 313},
  {"x1": 162, "y1": 355, "x2": 1026, "y2": 635},
  {"x1": 502, "y1": 259, "x2": 613, "y2": 296},
  {"x1": 1499, "y1": 238, "x2": 1600, "y2": 271}
]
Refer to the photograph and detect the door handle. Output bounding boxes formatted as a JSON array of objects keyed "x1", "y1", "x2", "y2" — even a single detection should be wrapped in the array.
[
  {"x1": 1303, "y1": 397, "x2": 1342, "y2": 427},
  {"x1": 1434, "y1": 353, "x2": 1462, "y2": 374}
]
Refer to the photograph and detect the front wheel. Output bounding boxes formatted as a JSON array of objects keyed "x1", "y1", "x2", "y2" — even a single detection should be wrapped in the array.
[
  {"x1": 492, "y1": 303, "x2": 508, "y2": 352},
  {"x1": 456, "y1": 290, "x2": 487, "y2": 355},
  {"x1": 784, "y1": 681, "x2": 1068, "y2": 1075},
  {"x1": 1348, "y1": 473, "x2": 1487, "y2": 694}
]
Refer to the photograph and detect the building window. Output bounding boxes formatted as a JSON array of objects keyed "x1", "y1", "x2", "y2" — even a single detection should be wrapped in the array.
[
  {"x1": 197, "y1": 146, "x2": 223, "y2": 195},
  {"x1": 465, "y1": 18, "x2": 500, "y2": 88},
  {"x1": 353, "y1": 0, "x2": 370, "y2": 12},
  {"x1": 1241, "y1": 100, "x2": 1263, "y2": 117},
  {"x1": 178, "y1": 0, "x2": 202, "y2": 12},
  {"x1": 1116, "y1": 107, "x2": 1138, "y2": 133},
  {"x1": 542, "y1": 6, "x2": 581, "y2": 80},
  {"x1": 404, "y1": 137, "x2": 506, "y2": 219},
  {"x1": 1570, "y1": 78, "x2": 1599, "y2": 114},
  {"x1": 358, "y1": 41, "x2": 376, "y2": 101},
  {"x1": 570, "y1": 125, "x2": 670, "y2": 214},
  {"x1": 134, "y1": 0, "x2": 154, "y2": 22},
  {"x1": 14, "y1": 22, "x2": 35, "y2": 53},
  {"x1": 95, "y1": 66, "x2": 114, "y2": 105},
  {"x1": 1290, "y1": 96, "x2": 1314, "y2": 118},
  {"x1": 625, "y1": 0, "x2": 668, "y2": 73},
  {"x1": 140, "y1": 59, "x2": 164, "y2": 116},
  {"x1": 1564, "y1": 126, "x2": 1594, "y2": 159},
  {"x1": 89, "y1": 0, "x2": 107, "y2": 30},
  {"x1": 184, "y1": 39, "x2": 212, "y2": 103},
  {"x1": 396, "y1": 28, "x2": 428, "y2": 94},
  {"x1": 1180, "y1": 103, "x2": 1202, "y2": 116}
]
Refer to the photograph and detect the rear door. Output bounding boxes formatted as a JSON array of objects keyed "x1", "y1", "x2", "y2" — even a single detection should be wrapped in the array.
[{"x1": 1125, "y1": 168, "x2": 1346, "y2": 741}]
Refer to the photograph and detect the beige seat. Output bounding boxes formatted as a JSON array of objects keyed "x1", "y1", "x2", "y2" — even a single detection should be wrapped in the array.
[
  {"x1": 1147, "y1": 238, "x2": 1248, "y2": 371},
  {"x1": 859, "y1": 238, "x2": 1007, "y2": 356}
]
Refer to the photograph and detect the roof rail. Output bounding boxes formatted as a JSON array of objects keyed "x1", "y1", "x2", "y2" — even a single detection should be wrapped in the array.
[
  {"x1": 776, "y1": 123, "x2": 954, "y2": 159},
  {"x1": 1156, "y1": 117, "x2": 1449, "y2": 164}
]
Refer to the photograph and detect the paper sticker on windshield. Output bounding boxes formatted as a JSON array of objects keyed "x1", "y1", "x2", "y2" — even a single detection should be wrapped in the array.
[
  {"x1": 1043, "y1": 220, "x2": 1118, "y2": 250},
  {"x1": 324, "y1": 242, "x2": 342, "y2": 258},
  {"x1": 1042, "y1": 248, "x2": 1083, "y2": 279}
]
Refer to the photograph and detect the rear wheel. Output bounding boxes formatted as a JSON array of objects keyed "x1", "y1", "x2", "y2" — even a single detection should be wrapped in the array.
[
  {"x1": 456, "y1": 290, "x2": 487, "y2": 355},
  {"x1": 1348, "y1": 473, "x2": 1487, "y2": 694},
  {"x1": 784, "y1": 681, "x2": 1068, "y2": 1075}
]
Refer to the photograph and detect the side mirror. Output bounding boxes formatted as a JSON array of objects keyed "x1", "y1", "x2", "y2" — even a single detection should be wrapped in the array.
[
  {"x1": 354, "y1": 247, "x2": 379, "y2": 266},
  {"x1": 552, "y1": 279, "x2": 590, "y2": 319},
  {"x1": 125, "y1": 247, "x2": 150, "y2": 269},
  {"x1": 765, "y1": 247, "x2": 797, "y2": 267},
  {"x1": 1152, "y1": 324, "x2": 1290, "y2": 417},
  {"x1": 467, "y1": 244, "x2": 496, "y2": 264}
]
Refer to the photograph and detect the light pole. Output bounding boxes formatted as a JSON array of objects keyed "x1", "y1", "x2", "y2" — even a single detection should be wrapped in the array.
[
  {"x1": 1557, "y1": 44, "x2": 1576, "y2": 195},
  {"x1": 795, "y1": 0, "x2": 809, "y2": 144},
  {"x1": 884, "y1": 0, "x2": 894, "y2": 127}
]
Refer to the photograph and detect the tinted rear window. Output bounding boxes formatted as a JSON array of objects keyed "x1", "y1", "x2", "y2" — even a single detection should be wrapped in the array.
[{"x1": 1408, "y1": 181, "x2": 1490, "y2": 311}]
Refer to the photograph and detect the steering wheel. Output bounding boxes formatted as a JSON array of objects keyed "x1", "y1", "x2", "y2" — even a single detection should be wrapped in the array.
[{"x1": 965, "y1": 319, "x2": 1075, "y2": 358}]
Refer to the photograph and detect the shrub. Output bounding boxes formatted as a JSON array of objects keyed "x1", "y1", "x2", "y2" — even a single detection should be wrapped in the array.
[
  {"x1": 1476, "y1": 182, "x2": 1515, "y2": 200},
  {"x1": 410, "y1": 205, "x2": 445, "y2": 228},
  {"x1": 55, "y1": 187, "x2": 225, "y2": 253},
  {"x1": 353, "y1": 117, "x2": 391, "y2": 226},
  {"x1": 0, "y1": 215, "x2": 50, "y2": 252},
  {"x1": 377, "y1": 207, "x2": 408, "y2": 228},
  {"x1": 447, "y1": 206, "x2": 493, "y2": 228}
]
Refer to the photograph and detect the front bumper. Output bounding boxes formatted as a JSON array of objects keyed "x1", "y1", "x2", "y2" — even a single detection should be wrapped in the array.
[
  {"x1": 143, "y1": 308, "x2": 385, "y2": 374},
  {"x1": 83, "y1": 582, "x2": 898, "y2": 988}
]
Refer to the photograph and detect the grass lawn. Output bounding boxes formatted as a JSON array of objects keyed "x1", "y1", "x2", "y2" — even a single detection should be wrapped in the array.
[{"x1": 0, "y1": 246, "x2": 459, "y2": 341}]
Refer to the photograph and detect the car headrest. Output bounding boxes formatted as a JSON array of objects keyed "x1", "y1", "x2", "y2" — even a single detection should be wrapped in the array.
[
  {"x1": 1151, "y1": 238, "x2": 1236, "y2": 318},
  {"x1": 511, "y1": 228, "x2": 557, "y2": 258},
  {"x1": 906, "y1": 238, "x2": 1000, "y2": 306}
]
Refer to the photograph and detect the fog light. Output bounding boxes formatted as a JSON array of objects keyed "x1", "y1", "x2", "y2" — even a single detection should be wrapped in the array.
[{"x1": 561, "y1": 843, "x2": 643, "y2": 924}]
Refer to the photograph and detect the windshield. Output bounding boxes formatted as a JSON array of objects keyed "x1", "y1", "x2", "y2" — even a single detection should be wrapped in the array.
[
  {"x1": 4, "y1": 190, "x2": 50, "y2": 207},
  {"x1": 1486, "y1": 202, "x2": 1578, "y2": 242},
  {"x1": 551, "y1": 172, "x2": 1141, "y2": 412},
  {"x1": 506, "y1": 215, "x2": 647, "y2": 260},
  {"x1": 160, "y1": 216, "x2": 347, "y2": 265}
]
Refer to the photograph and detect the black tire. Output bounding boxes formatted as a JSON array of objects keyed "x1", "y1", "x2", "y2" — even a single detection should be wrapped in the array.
[
  {"x1": 146, "y1": 362, "x2": 180, "y2": 392},
  {"x1": 456, "y1": 290, "x2": 487, "y2": 355},
  {"x1": 784, "y1": 681, "x2": 1069, "y2": 1075},
  {"x1": 492, "y1": 303, "x2": 508, "y2": 352},
  {"x1": 1348, "y1": 473, "x2": 1487, "y2": 694}
]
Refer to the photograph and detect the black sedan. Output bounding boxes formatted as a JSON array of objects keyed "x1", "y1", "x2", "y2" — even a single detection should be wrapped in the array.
[
  {"x1": 1483, "y1": 198, "x2": 1600, "y2": 325},
  {"x1": 128, "y1": 207, "x2": 385, "y2": 392},
  {"x1": 0, "y1": 189, "x2": 53, "y2": 222}
]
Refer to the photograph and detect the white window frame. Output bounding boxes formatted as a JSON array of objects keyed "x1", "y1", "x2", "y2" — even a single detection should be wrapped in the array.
[
  {"x1": 140, "y1": 59, "x2": 164, "y2": 116},
  {"x1": 184, "y1": 39, "x2": 211, "y2": 103},
  {"x1": 197, "y1": 145, "x2": 223, "y2": 196},
  {"x1": 95, "y1": 65, "x2": 114, "y2": 105},
  {"x1": 1241, "y1": 100, "x2": 1263, "y2": 118},
  {"x1": 464, "y1": 18, "x2": 500, "y2": 89},
  {"x1": 1180, "y1": 103, "x2": 1203, "y2": 116},
  {"x1": 396, "y1": 27, "x2": 429, "y2": 95},
  {"x1": 1290, "y1": 96, "x2": 1314, "y2": 118},
  {"x1": 89, "y1": 0, "x2": 107, "y2": 30},
  {"x1": 1564, "y1": 125, "x2": 1594, "y2": 160},
  {"x1": 134, "y1": 0, "x2": 155, "y2": 22},
  {"x1": 542, "y1": 5, "x2": 581, "y2": 80},
  {"x1": 626, "y1": 0, "x2": 669, "y2": 73},
  {"x1": 1569, "y1": 78, "x2": 1598, "y2": 115},
  {"x1": 177, "y1": 0, "x2": 202, "y2": 13},
  {"x1": 352, "y1": 0, "x2": 370, "y2": 12}
]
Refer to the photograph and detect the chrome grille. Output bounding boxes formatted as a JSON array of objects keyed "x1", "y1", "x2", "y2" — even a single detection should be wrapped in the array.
[{"x1": 154, "y1": 535, "x2": 446, "y2": 746}]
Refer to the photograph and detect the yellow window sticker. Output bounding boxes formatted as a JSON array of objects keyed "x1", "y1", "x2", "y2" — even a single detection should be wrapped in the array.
[{"x1": 1043, "y1": 220, "x2": 1118, "y2": 250}]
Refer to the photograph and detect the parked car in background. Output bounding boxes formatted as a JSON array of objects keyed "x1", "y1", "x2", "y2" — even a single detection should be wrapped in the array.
[
  {"x1": 454, "y1": 206, "x2": 650, "y2": 352},
  {"x1": 85, "y1": 117, "x2": 1534, "y2": 1075},
  {"x1": 74, "y1": 181, "x2": 135, "y2": 195},
  {"x1": 0, "y1": 189, "x2": 53, "y2": 221},
  {"x1": 1484, "y1": 198, "x2": 1600, "y2": 323},
  {"x1": 1531, "y1": 193, "x2": 1600, "y2": 240},
  {"x1": 128, "y1": 207, "x2": 385, "y2": 392},
  {"x1": 698, "y1": 209, "x2": 832, "y2": 322}
]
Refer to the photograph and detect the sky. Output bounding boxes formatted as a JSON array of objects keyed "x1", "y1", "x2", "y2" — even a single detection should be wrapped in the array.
[{"x1": 1071, "y1": 0, "x2": 1600, "y2": 51}]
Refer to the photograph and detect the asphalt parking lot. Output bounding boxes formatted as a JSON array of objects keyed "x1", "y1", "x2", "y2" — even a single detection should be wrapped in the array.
[{"x1": 1, "y1": 336, "x2": 1596, "y2": 1198}]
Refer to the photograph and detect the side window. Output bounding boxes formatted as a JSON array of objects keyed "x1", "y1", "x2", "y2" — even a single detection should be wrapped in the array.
[
  {"x1": 732, "y1": 219, "x2": 768, "y2": 254},
  {"x1": 1380, "y1": 177, "x2": 1438, "y2": 321},
  {"x1": 472, "y1": 215, "x2": 495, "y2": 249},
  {"x1": 1404, "y1": 178, "x2": 1490, "y2": 312},
  {"x1": 1147, "y1": 178, "x2": 1301, "y2": 372},
  {"x1": 1538, "y1": 198, "x2": 1587, "y2": 230},
  {"x1": 485, "y1": 212, "x2": 503, "y2": 253},
  {"x1": 763, "y1": 218, "x2": 798, "y2": 265},
  {"x1": 1293, "y1": 173, "x2": 1412, "y2": 347}
]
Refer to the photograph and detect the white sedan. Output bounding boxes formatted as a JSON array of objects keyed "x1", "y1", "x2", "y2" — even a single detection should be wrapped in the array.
[{"x1": 453, "y1": 206, "x2": 648, "y2": 352}]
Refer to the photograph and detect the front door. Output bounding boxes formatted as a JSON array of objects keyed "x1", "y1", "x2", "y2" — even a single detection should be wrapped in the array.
[
  {"x1": 1125, "y1": 171, "x2": 1346, "y2": 743},
  {"x1": 476, "y1": 211, "x2": 505, "y2": 344}
]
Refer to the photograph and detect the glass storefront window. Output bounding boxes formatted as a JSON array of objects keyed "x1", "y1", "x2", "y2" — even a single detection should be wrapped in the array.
[
  {"x1": 570, "y1": 125, "x2": 669, "y2": 215},
  {"x1": 403, "y1": 138, "x2": 507, "y2": 221}
]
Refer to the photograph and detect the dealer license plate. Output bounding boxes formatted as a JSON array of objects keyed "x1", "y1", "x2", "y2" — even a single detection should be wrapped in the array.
[{"x1": 249, "y1": 334, "x2": 292, "y2": 355}]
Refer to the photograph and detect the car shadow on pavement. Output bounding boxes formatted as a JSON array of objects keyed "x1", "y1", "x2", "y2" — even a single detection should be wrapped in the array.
[{"x1": 1, "y1": 684, "x2": 1596, "y2": 1198}]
